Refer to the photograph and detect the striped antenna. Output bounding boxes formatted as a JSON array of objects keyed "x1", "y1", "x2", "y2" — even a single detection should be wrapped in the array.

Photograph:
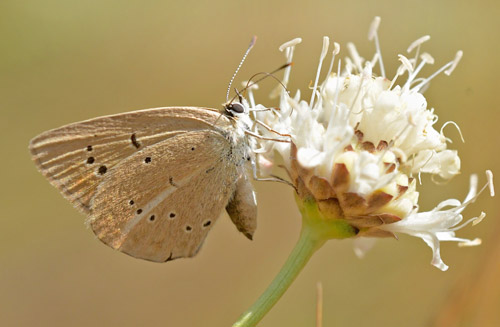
[{"x1": 226, "y1": 36, "x2": 257, "y2": 102}]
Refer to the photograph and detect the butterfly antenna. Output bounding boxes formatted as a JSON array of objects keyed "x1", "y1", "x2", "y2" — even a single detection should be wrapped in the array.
[
  {"x1": 247, "y1": 63, "x2": 292, "y2": 90},
  {"x1": 229, "y1": 63, "x2": 292, "y2": 104},
  {"x1": 226, "y1": 36, "x2": 257, "y2": 103}
]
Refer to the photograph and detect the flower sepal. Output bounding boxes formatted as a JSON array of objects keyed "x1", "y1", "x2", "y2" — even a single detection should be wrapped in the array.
[{"x1": 295, "y1": 194, "x2": 359, "y2": 241}]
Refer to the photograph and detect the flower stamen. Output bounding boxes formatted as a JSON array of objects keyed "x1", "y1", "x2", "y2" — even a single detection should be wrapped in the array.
[
  {"x1": 347, "y1": 42, "x2": 364, "y2": 73},
  {"x1": 310, "y1": 36, "x2": 330, "y2": 108},
  {"x1": 445, "y1": 50, "x2": 463, "y2": 76},
  {"x1": 279, "y1": 38, "x2": 301, "y2": 88},
  {"x1": 413, "y1": 50, "x2": 463, "y2": 92},
  {"x1": 319, "y1": 42, "x2": 340, "y2": 95},
  {"x1": 368, "y1": 16, "x2": 386, "y2": 78},
  {"x1": 440, "y1": 121, "x2": 465, "y2": 144},
  {"x1": 407, "y1": 35, "x2": 431, "y2": 70}
]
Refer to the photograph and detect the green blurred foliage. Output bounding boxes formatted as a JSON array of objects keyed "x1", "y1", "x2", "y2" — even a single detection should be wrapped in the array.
[{"x1": 1, "y1": 1, "x2": 499, "y2": 326}]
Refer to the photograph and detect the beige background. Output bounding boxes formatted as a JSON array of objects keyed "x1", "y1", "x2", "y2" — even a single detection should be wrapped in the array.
[{"x1": 1, "y1": 0, "x2": 499, "y2": 326}]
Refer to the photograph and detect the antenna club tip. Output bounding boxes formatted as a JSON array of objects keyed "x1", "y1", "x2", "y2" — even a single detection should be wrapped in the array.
[{"x1": 248, "y1": 36, "x2": 257, "y2": 49}]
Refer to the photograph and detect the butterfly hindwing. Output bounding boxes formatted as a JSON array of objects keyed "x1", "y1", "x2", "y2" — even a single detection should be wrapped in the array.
[{"x1": 90, "y1": 130, "x2": 241, "y2": 262}]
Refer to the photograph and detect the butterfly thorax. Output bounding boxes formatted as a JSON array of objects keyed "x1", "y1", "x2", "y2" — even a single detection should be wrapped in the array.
[{"x1": 219, "y1": 102, "x2": 254, "y2": 166}]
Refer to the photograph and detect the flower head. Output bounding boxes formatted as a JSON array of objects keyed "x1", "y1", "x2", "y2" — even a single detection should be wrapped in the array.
[{"x1": 249, "y1": 17, "x2": 494, "y2": 271}]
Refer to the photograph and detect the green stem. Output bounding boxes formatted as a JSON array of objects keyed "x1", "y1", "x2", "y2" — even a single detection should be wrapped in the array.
[
  {"x1": 232, "y1": 197, "x2": 357, "y2": 326},
  {"x1": 232, "y1": 224, "x2": 325, "y2": 327}
]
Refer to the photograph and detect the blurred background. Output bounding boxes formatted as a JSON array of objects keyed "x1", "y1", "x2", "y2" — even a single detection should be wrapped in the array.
[{"x1": 1, "y1": 0, "x2": 499, "y2": 326}]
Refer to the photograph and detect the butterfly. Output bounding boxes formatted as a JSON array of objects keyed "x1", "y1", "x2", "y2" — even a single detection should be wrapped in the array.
[
  {"x1": 29, "y1": 103, "x2": 258, "y2": 263},
  {"x1": 29, "y1": 37, "x2": 265, "y2": 263}
]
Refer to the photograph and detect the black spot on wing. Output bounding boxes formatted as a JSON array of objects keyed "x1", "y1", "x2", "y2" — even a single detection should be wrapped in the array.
[
  {"x1": 131, "y1": 133, "x2": 141, "y2": 149},
  {"x1": 169, "y1": 177, "x2": 178, "y2": 187},
  {"x1": 98, "y1": 165, "x2": 107, "y2": 175}
]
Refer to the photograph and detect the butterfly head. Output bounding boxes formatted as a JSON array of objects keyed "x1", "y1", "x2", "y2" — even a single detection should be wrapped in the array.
[
  {"x1": 222, "y1": 99, "x2": 253, "y2": 138},
  {"x1": 224, "y1": 101, "x2": 249, "y2": 118}
]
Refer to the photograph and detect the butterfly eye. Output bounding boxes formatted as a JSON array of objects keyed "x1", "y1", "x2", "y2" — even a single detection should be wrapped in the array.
[{"x1": 230, "y1": 103, "x2": 245, "y2": 114}]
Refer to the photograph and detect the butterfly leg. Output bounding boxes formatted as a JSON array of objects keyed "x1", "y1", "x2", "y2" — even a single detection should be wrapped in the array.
[
  {"x1": 253, "y1": 119, "x2": 292, "y2": 138},
  {"x1": 244, "y1": 130, "x2": 290, "y2": 143},
  {"x1": 250, "y1": 154, "x2": 295, "y2": 189}
]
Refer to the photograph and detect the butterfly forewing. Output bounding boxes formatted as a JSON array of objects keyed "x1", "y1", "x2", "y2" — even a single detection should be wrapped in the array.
[
  {"x1": 91, "y1": 130, "x2": 240, "y2": 262},
  {"x1": 29, "y1": 107, "x2": 227, "y2": 213}
]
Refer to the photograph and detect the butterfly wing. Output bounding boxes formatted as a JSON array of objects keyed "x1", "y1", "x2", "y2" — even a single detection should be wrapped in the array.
[
  {"x1": 29, "y1": 107, "x2": 227, "y2": 213},
  {"x1": 90, "y1": 130, "x2": 241, "y2": 262}
]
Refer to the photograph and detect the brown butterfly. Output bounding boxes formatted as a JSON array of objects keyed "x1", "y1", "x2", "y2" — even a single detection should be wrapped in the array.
[
  {"x1": 29, "y1": 104, "x2": 258, "y2": 262},
  {"x1": 29, "y1": 38, "x2": 266, "y2": 263}
]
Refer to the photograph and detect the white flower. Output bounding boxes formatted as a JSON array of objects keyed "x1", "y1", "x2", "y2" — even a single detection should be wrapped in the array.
[{"x1": 248, "y1": 17, "x2": 495, "y2": 271}]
